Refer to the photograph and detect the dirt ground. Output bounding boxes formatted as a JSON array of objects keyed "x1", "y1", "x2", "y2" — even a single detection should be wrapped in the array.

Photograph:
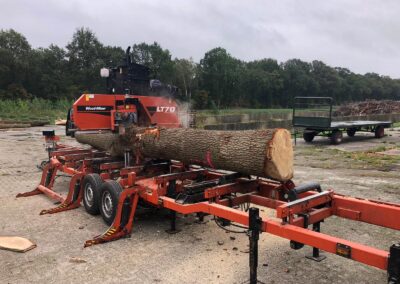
[{"x1": 1, "y1": 126, "x2": 400, "y2": 284}]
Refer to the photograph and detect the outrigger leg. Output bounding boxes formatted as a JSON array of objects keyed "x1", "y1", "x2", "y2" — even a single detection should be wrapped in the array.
[
  {"x1": 40, "y1": 173, "x2": 83, "y2": 215},
  {"x1": 16, "y1": 161, "x2": 64, "y2": 203},
  {"x1": 84, "y1": 189, "x2": 140, "y2": 247}
]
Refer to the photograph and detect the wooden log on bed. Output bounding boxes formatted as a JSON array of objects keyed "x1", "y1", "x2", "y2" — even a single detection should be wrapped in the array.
[{"x1": 75, "y1": 127, "x2": 293, "y2": 182}]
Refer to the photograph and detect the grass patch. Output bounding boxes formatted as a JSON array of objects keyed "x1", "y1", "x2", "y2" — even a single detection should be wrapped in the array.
[
  {"x1": 0, "y1": 98, "x2": 72, "y2": 124},
  {"x1": 393, "y1": 121, "x2": 400, "y2": 128},
  {"x1": 296, "y1": 145, "x2": 400, "y2": 171},
  {"x1": 346, "y1": 146, "x2": 400, "y2": 169}
]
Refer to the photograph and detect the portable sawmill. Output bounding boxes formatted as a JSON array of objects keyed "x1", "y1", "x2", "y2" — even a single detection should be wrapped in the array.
[{"x1": 17, "y1": 47, "x2": 400, "y2": 284}]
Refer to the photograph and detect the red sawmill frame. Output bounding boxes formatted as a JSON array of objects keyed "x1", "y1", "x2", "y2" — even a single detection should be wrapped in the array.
[{"x1": 17, "y1": 136, "x2": 400, "y2": 283}]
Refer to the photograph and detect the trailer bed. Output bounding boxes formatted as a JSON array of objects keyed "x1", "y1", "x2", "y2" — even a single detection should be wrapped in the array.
[
  {"x1": 324, "y1": 120, "x2": 391, "y2": 129},
  {"x1": 293, "y1": 97, "x2": 392, "y2": 144}
]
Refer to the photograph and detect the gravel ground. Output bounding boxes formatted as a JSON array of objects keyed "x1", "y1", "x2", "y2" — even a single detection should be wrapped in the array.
[{"x1": 0, "y1": 126, "x2": 399, "y2": 284}]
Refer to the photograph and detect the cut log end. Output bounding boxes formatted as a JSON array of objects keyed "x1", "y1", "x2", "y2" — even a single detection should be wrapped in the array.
[{"x1": 265, "y1": 128, "x2": 294, "y2": 181}]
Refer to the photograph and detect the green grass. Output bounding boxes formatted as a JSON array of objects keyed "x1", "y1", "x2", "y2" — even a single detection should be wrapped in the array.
[
  {"x1": 296, "y1": 146, "x2": 400, "y2": 171},
  {"x1": 0, "y1": 98, "x2": 72, "y2": 124},
  {"x1": 393, "y1": 121, "x2": 400, "y2": 128}
]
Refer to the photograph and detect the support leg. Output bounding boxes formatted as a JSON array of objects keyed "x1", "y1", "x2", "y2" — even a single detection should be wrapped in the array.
[
  {"x1": 306, "y1": 222, "x2": 326, "y2": 262},
  {"x1": 166, "y1": 180, "x2": 180, "y2": 234},
  {"x1": 40, "y1": 174, "x2": 83, "y2": 215},
  {"x1": 16, "y1": 163, "x2": 61, "y2": 201},
  {"x1": 248, "y1": 207, "x2": 262, "y2": 284},
  {"x1": 85, "y1": 190, "x2": 139, "y2": 247},
  {"x1": 195, "y1": 212, "x2": 206, "y2": 224},
  {"x1": 166, "y1": 210, "x2": 180, "y2": 234}
]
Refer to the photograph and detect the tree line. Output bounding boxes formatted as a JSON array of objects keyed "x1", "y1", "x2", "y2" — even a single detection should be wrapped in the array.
[{"x1": 1, "y1": 27, "x2": 399, "y2": 109}]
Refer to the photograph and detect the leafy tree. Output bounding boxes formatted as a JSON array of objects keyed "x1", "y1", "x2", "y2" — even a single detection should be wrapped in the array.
[
  {"x1": 281, "y1": 59, "x2": 315, "y2": 107},
  {"x1": 0, "y1": 29, "x2": 31, "y2": 99},
  {"x1": 0, "y1": 29, "x2": 31, "y2": 59},
  {"x1": 1, "y1": 28, "x2": 400, "y2": 109},
  {"x1": 33, "y1": 45, "x2": 70, "y2": 99},
  {"x1": 172, "y1": 58, "x2": 198, "y2": 100},
  {"x1": 131, "y1": 42, "x2": 174, "y2": 83},
  {"x1": 66, "y1": 27, "x2": 105, "y2": 93},
  {"x1": 199, "y1": 47, "x2": 243, "y2": 108},
  {"x1": 192, "y1": 90, "x2": 209, "y2": 109},
  {"x1": 311, "y1": 60, "x2": 341, "y2": 100}
]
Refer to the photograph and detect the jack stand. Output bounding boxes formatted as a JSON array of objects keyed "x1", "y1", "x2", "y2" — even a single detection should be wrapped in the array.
[
  {"x1": 166, "y1": 180, "x2": 180, "y2": 234},
  {"x1": 195, "y1": 212, "x2": 206, "y2": 224},
  {"x1": 247, "y1": 207, "x2": 264, "y2": 284},
  {"x1": 388, "y1": 243, "x2": 400, "y2": 284},
  {"x1": 166, "y1": 210, "x2": 180, "y2": 234},
  {"x1": 306, "y1": 222, "x2": 326, "y2": 262}
]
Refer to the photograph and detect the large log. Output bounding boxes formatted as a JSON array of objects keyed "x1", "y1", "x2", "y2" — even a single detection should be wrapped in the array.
[{"x1": 75, "y1": 127, "x2": 293, "y2": 181}]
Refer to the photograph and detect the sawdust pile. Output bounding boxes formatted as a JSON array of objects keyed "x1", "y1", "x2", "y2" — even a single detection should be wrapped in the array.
[{"x1": 334, "y1": 100, "x2": 400, "y2": 116}]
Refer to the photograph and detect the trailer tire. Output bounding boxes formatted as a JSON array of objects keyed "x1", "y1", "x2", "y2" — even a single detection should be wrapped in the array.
[
  {"x1": 303, "y1": 132, "x2": 315, "y2": 142},
  {"x1": 330, "y1": 130, "x2": 343, "y2": 145},
  {"x1": 346, "y1": 128, "x2": 356, "y2": 137},
  {"x1": 100, "y1": 180, "x2": 123, "y2": 226},
  {"x1": 374, "y1": 126, "x2": 385, "y2": 138},
  {"x1": 82, "y1": 174, "x2": 103, "y2": 215}
]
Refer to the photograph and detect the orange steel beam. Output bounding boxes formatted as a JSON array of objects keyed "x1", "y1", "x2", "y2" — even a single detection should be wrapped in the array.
[
  {"x1": 333, "y1": 194, "x2": 400, "y2": 230},
  {"x1": 276, "y1": 191, "x2": 333, "y2": 218},
  {"x1": 159, "y1": 195, "x2": 389, "y2": 270},
  {"x1": 37, "y1": 185, "x2": 65, "y2": 203},
  {"x1": 204, "y1": 180, "x2": 258, "y2": 199},
  {"x1": 265, "y1": 220, "x2": 388, "y2": 270},
  {"x1": 290, "y1": 207, "x2": 332, "y2": 227}
]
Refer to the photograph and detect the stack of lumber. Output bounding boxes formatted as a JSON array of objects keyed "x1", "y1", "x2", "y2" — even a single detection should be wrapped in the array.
[{"x1": 75, "y1": 127, "x2": 294, "y2": 182}]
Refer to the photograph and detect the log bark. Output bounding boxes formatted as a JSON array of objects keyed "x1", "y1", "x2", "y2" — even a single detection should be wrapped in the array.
[{"x1": 75, "y1": 127, "x2": 293, "y2": 181}]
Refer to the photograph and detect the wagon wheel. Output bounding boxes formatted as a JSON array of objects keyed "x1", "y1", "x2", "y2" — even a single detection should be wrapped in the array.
[
  {"x1": 346, "y1": 128, "x2": 356, "y2": 137},
  {"x1": 303, "y1": 131, "x2": 316, "y2": 142},
  {"x1": 330, "y1": 130, "x2": 343, "y2": 145},
  {"x1": 374, "y1": 126, "x2": 385, "y2": 138},
  {"x1": 82, "y1": 174, "x2": 103, "y2": 215},
  {"x1": 100, "y1": 180, "x2": 123, "y2": 226}
]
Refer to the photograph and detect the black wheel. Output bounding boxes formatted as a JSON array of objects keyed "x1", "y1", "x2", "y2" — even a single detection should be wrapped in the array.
[
  {"x1": 346, "y1": 128, "x2": 356, "y2": 137},
  {"x1": 375, "y1": 125, "x2": 385, "y2": 138},
  {"x1": 330, "y1": 130, "x2": 343, "y2": 145},
  {"x1": 303, "y1": 131, "x2": 315, "y2": 142},
  {"x1": 100, "y1": 180, "x2": 123, "y2": 226},
  {"x1": 82, "y1": 174, "x2": 103, "y2": 215}
]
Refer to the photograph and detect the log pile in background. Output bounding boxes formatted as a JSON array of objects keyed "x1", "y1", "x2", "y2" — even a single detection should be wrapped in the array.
[
  {"x1": 75, "y1": 127, "x2": 294, "y2": 182},
  {"x1": 0, "y1": 119, "x2": 49, "y2": 129},
  {"x1": 333, "y1": 100, "x2": 400, "y2": 116}
]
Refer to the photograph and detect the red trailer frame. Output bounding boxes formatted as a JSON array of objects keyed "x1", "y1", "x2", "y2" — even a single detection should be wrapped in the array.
[{"x1": 17, "y1": 134, "x2": 400, "y2": 284}]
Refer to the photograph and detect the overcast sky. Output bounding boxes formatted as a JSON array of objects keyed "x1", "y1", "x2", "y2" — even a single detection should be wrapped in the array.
[{"x1": 1, "y1": 0, "x2": 399, "y2": 78}]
